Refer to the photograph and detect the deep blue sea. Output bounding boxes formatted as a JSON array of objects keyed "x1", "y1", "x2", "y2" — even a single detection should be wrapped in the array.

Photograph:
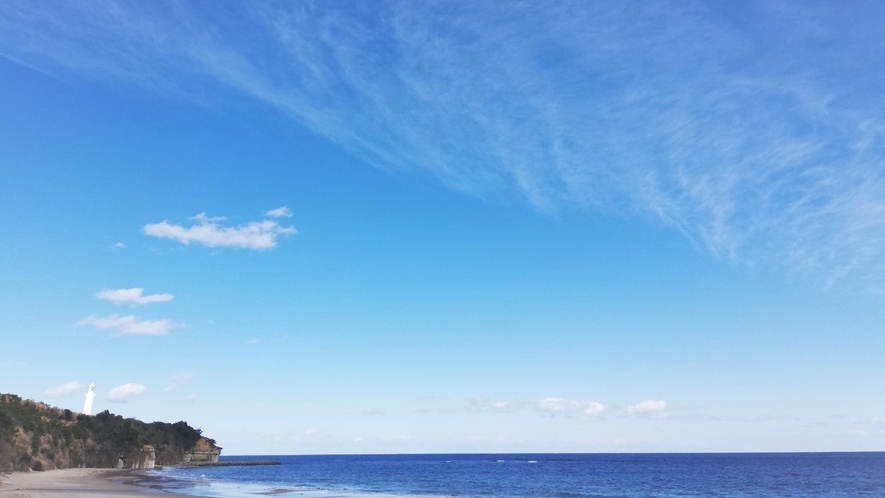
[{"x1": 149, "y1": 453, "x2": 885, "y2": 498}]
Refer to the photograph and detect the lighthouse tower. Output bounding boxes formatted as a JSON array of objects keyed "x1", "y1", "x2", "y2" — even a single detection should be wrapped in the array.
[{"x1": 82, "y1": 383, "x2": 96, "y2": 415}]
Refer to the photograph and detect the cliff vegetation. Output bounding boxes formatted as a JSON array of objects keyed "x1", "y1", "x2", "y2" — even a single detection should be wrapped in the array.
[{"x1": 0, "y1": 393, "x2": 216, "y2": 472}]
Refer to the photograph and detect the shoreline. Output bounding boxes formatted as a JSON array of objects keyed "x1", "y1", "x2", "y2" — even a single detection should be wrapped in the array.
[{"x1": 0, "y1": 467, "x2": 200, "y2": 498}]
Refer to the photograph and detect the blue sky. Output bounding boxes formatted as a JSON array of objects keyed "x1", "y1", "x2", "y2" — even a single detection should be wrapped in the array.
[{"x1": 1, "y1": 0, "x2": 884, "y2": 454}]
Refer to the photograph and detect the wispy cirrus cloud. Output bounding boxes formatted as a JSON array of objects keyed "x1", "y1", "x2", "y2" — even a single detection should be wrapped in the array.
[
  {"x1": 76, "y1": 314, "x2": 182, "y2": 336},
  {"x1": 106, "y1": 383, "x2": 146, "y2": 403},
  {"x1": 96, "y1": 288, "x2": 173, "y2": 306},
  {"x1": 44, "y1": 381, "x2": 84, "y2": 398},
  {"x1": 143, "y1": 212, "x2": 296, "y2": 250},
  {"x1": 3, "y1": 2, "x2": 885, "y2": 287}
]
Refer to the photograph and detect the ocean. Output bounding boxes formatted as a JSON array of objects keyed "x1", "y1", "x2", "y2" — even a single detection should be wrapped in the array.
[{"x1": 146, "y1": 453, "x2": 885, "y2": 498}]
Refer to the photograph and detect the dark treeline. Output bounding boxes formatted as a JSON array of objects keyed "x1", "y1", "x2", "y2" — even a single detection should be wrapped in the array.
[{"x1": 0, "y1": 393, "x2": 212, "y2": 472}]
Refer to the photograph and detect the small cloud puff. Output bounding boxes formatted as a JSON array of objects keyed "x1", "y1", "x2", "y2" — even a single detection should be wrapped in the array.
[
  {"x1": 143, "y1": 211, "x2": 296, "y2": 250},
  {"x1": 626, "y1": 400, "x2": 668, "y2": 414},
  {"x1": 535, "y1": 397, "x2": 605, "y2": 415},
  {"x1": 266, "y1": 206, "x2": 293, "y2": 218},
  {"x1": 76, "y1": 314, "x2": 182, "y2": 336},
  {"x1": 106, "y1": 383, "x2": 146, "y2": 403},
  {"x1": 96, "y1": 288, "x2": 173, "y2": 306},
  {"x1": 44, "y1": 381, "x2": 85, "y2": 398}
]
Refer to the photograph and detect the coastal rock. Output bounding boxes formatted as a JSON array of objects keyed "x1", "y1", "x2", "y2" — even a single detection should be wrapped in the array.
[{"x1": 182, "y1": 437, "x2": 222, "y2": 464}]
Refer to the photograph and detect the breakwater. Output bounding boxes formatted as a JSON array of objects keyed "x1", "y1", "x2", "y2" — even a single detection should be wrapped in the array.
[{"x1": 179, "y1": 460, "x2": 281, "y2": 467}]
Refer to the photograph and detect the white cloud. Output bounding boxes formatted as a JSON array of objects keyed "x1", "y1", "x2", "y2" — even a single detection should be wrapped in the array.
[
  {"x1": 43, "y1": 381, "x2": 85, "y2": 398},
  {"x1": 143, "y1": 212, "x2": 296, "y2": 250},
  {"x1": 535, "y1": 397, "x2": 605, "y2": 416},
  {"x1": 76, "y1": 314, "x2": 181, "y2": 336},
  {"x1": 626, "y1": 400, "x2": 668, "y2": 414},
  {"x1": 0, "y1": 360, "x2": 27, "y2": 369},
  {"x1": 871, "y1": 417, "x2": 885, "y2": 424},
  {"x1": 304, "y1": 428, "x2": 319, "y2": 435},
  {"x1": 106, "y1": 383, "x2": 146, "y2": 403},
  {"x1": 113, "y1": 242, "x2": 126, "y2": 249},
  {"x1": 95, "y1": 288, "x2": 173, "y2": 306},
  {"x1": 266, "y1": 206, "x2": 293, "y2": 218},
  {"x1": 468, "y1": 397, "x2": 519, "y2": 413}
]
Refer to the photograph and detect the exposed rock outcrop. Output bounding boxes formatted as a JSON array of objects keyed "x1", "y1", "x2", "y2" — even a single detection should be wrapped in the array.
[{"x1": 183, "y1": 437, "x2": 222, "y2": 464}]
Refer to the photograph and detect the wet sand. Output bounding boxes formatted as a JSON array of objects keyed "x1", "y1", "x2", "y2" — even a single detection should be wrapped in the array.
[{"x1": 0, "y1": 468, "x2": 198, "y2": 498}]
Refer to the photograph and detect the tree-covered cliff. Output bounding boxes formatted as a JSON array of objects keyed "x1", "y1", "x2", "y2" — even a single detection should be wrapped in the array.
[{"x1": 0, "y1": 393, "x2": 217, "y2": 472}]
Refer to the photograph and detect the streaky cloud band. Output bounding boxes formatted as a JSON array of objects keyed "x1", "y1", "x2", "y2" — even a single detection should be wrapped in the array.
[{"x1": 3, "y1": 1, "x2": 884, "y2": 287}]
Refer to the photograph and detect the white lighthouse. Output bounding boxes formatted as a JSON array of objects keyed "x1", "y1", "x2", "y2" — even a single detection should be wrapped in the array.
[{"x1": 82, "y1": 383, "x2": 95, "y2": 415}]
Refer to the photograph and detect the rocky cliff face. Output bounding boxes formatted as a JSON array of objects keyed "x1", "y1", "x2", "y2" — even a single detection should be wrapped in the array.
[
  {"x1": 0, "y1": 393, "x2": 215, "y2": 472},
  {"x1": 183, "y1": 436, "x2": 222, "y2": 463}
]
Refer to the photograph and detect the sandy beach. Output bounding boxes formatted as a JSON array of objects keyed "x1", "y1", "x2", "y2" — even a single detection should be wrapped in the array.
[{"x1": 0, "y1": 468, "x2": 192, "y2": 498}]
